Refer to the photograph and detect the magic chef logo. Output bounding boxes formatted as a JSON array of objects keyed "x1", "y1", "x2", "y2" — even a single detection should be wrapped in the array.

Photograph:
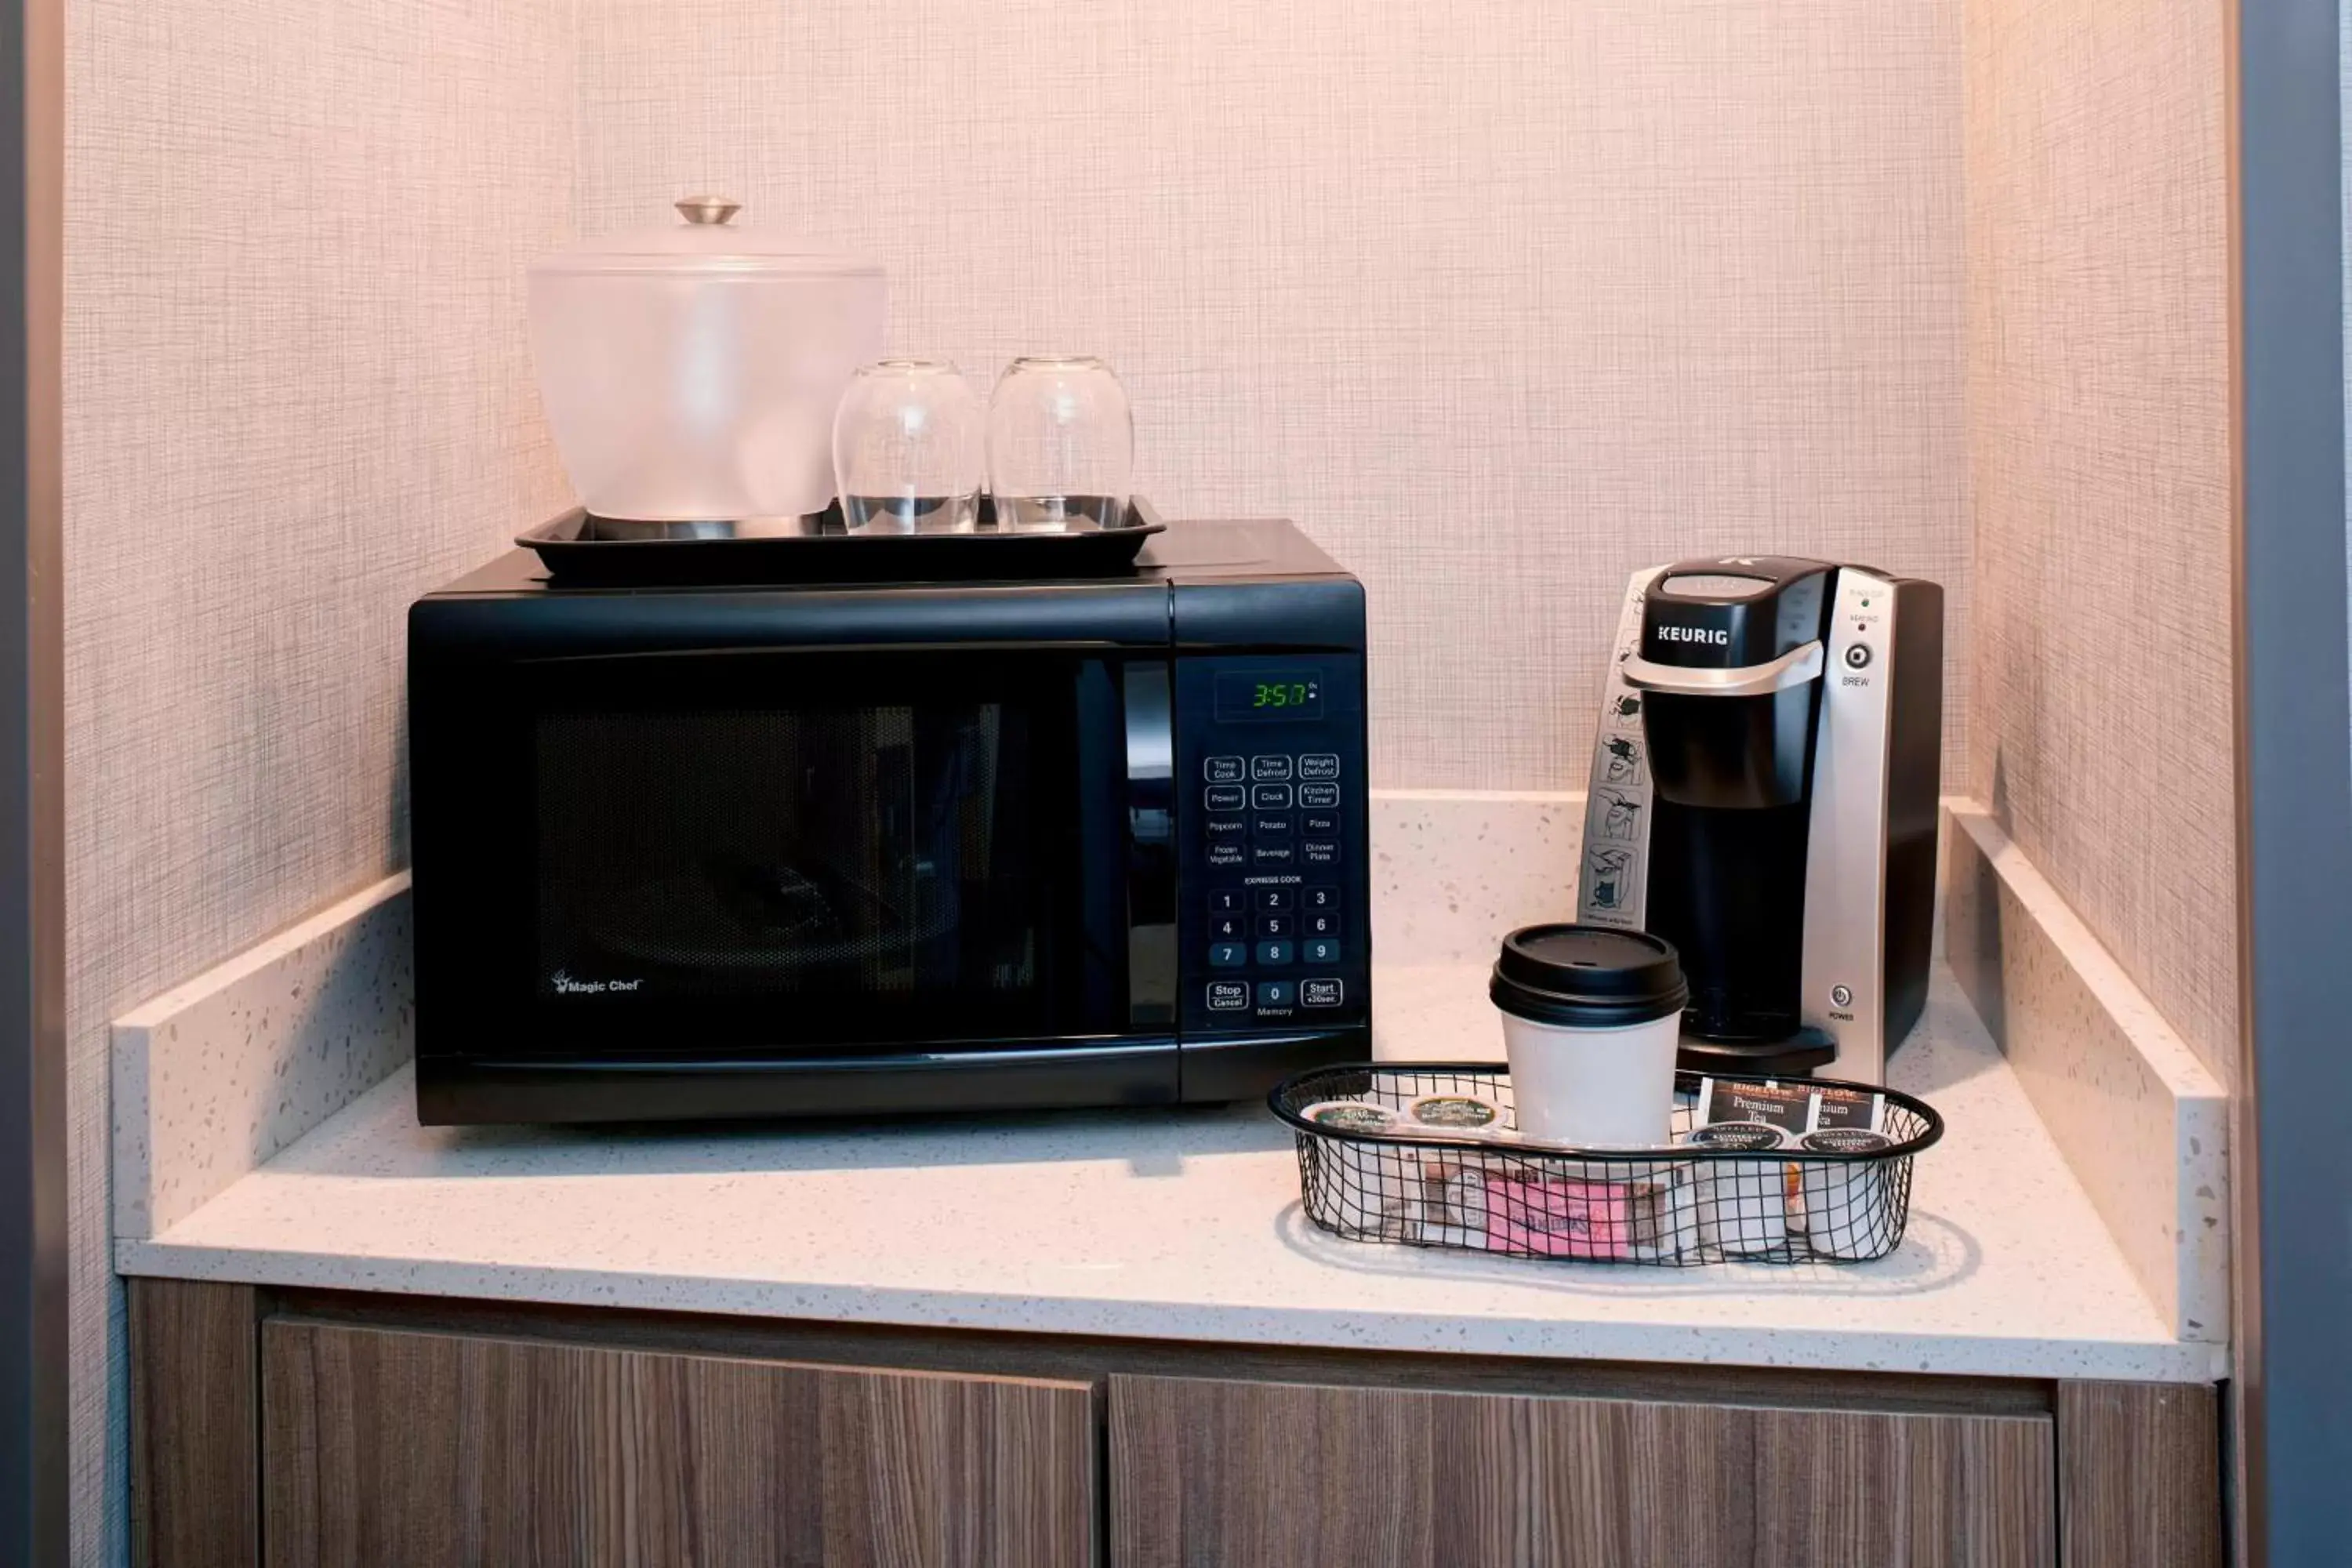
[
  {"x1": 550, "y1": 970, "x2": 643, "y2": 996},
  {"x1": 1657, "y1": 624, "x2": 1730, "y2": 646}
]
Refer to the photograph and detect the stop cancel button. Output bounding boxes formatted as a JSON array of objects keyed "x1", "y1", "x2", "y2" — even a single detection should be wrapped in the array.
[{"x1": 1301, "y1": 978, "x2": 1345, "y2": 1007}]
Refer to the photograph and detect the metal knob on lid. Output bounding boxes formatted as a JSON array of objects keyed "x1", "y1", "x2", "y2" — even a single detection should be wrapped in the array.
[{"x1": 674, "y1": 195, "x2": 742, "y2": 226}]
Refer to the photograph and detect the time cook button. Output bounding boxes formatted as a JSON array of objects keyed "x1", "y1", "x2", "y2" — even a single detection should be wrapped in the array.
[{"x1": 1205, "y1": 757, "x2": 1246, "y2": 783}]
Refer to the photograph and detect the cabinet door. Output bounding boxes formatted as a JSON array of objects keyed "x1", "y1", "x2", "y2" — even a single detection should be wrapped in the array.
[
  {"x1": 1109, "y1": 1374, "x2": 2053, "y2": 1568},
  {"x1": 263, "y1": 1320, "x2": 1094, "y2": 1568}
]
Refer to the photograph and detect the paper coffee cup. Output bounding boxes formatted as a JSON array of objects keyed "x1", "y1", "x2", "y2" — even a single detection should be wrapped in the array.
[{"x1": 1489, "y1": 924, "x2": 1688, "y2": 1148}]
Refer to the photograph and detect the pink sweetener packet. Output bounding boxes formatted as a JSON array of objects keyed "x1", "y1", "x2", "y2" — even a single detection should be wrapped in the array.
[{"x1": 1480, "y1": 1171, "x2": 1634, "y2": 1261}]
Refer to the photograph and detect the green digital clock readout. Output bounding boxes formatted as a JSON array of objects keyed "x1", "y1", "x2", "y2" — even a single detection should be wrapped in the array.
[{"x1": 1214, "y1": 669, "x2": 1324, "y2": 722}]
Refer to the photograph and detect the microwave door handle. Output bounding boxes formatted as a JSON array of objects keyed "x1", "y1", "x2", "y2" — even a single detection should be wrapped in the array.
[{"x1": 1123, "y1": 660, "x2": 1178, "y2": 1027}]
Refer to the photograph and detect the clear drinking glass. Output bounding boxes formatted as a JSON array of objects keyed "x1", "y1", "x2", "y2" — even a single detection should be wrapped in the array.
[
  {"x1": 831, "y1": 359, "x2": 986, "y2": 532},
  {"x1": 985, "y1": 356, "x2": 1133, "y2": 531}
]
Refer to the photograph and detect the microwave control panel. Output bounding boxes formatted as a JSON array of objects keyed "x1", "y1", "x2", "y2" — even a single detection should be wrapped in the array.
[{"x1": 1174, "y1": 655, "x2": 1371, "y2": 1036}]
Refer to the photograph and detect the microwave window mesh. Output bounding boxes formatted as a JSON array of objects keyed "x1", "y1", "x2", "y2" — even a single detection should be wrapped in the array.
[{"x1": 534, "y1": 705, "x2": 1041, "y2": 1003}]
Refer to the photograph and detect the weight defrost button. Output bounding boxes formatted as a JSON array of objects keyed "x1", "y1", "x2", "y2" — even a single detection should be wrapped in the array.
[{"x1": 1298, "y1": 754, "x2": 1341, "y2": 780}]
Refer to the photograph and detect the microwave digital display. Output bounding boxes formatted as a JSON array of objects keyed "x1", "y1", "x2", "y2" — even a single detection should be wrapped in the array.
[{"x1": 1214, "y1": 669, "x2": 1323, "y2": 722}]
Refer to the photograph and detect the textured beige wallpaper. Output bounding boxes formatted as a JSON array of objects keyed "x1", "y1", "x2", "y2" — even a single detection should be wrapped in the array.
[
  {"x1": 61, "y1": 0, "x2": 575, "y2": 1559},
  {"x1": 576, "y1": 0, "x2": 1969, "y2": 790},
  {"x1": 1962, "y1": 0, "x2": 2238, "y2": 1080}
]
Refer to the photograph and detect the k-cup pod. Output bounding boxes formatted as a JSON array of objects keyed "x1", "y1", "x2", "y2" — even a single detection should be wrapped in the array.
[
  {"x1": 1403, "y1": 1092, "x2": 1505, "y2": 1139},
  {"x1": 1301, "y1": 1101, "x2": 1419, "y2": 1240},
  {"x1": 1490, "y1": 925, "x2": 1688, "y2": 1147},
  {"x1": 1682, "y1": 1121, "x2": 1791, "y2": 1255},
  {"x1": 1798, "y1": 1127, "x2": 1897, "y2": 1260}
]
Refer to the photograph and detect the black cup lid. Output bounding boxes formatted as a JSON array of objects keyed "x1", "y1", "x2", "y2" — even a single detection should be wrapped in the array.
[{"x1": 1490, "y1": 924, "x2": 1688, "y2": 1029}]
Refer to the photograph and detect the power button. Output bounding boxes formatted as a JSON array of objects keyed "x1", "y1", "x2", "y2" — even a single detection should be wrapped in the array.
[{"x1": 1844, "y1": 644, "x2": 1872, "y2": 670}]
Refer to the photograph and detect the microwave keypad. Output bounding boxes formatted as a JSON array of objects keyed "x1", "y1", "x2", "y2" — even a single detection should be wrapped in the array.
[{"x1": 1198, "y1": 746, "x2": 1346, "y2": 1016}]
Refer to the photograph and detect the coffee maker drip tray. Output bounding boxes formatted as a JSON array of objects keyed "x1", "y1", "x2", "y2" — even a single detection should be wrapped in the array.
[{"x1": 1675, "y1": 1027, "x2": 1838, "y2": 1076}]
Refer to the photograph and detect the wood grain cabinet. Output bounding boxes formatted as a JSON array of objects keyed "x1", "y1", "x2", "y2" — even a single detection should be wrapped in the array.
[
  {"x1": 1109, "y1": 1374, "x2": 2057, "y2": 1568},
  {"x1": 260, "y1": 1320, "x2": 1095, "y2": 1568},
  {"x1": 128, "y1": 1281, "x2": 2223, "y2": 1568}
]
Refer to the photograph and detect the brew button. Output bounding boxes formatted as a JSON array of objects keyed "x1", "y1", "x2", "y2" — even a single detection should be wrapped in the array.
[
  {"x1": 1207, "y1": 982, "x2": 1250, "y2": 1011},
  {"x1": 1303, "y1": 885, "x2": 1340, "y2": 909},
  {"x1": 1844, "y1": 644, "x2": 1872, "y2": 670},
  {"x1": 1303, "y1": 937, "x2": 1340, "y2": 965},
  {"x1": 1253, "y1": 815, "x2": 1294, "y2": 839},
  {"x1": 1207, "y1": 843, "x2": 1246, "y2": 868},
  {"x1": 1258, "y1": 980, "x2": 1297, "y2": 1008},
  {"x1": 1301, "y1": 978, "x2": 1345, "y2": 1007},
  {"x1": 1209, "y1": 889, "x2": 1246, "y2": 913},
  {"x1": 1300, "y1": 840, "x2": 1341, "y2": 866},
  {"x1": 1207, "y1": 913, "x2": 1246, "y2": 942},
  {"x1": 1254, "y1": 887, "x2": 1295, "y2": 912},
  {"x1": 1250, "y1": 755, "x2": 1294, "y2": 782},
  {"x1": 1297, "y1": 782, "x2": 1342, "y2": 809},
  {"x1": 1208, "y1": 942, "x2": 1247, "y2": 968},
  {"x1": 1203, "y1": 815, "x2": 1247, "y2": 842},
  {"x1": 1301, "y1": 811, "x2": 1338, "y2": 835},
  {"x1": 1251, "y1": 844, "x2": 1296, "y2": 866},
  {"x1": 1257, "y1": 914, "x2": 1294, "y2": 938},
  {"x1": 1298, "y1": 753, "x2": 1341, "y2": 780},
  {"x1": 1203, "y1": 783, "x2": 1247, "y2": 811},
  {"x1": 1251, "y1": 783, "x2": 1294, "y2": 810},
  {"x1": 1255, "y1": 940, "x2": 1294, "y2": 967},
  {"x1": 1205, "y1": 756, "x2": 1246, "y2": 783},
  {"x1": 1304, "y1": 910, "x2": 1341, "y2": 937}
]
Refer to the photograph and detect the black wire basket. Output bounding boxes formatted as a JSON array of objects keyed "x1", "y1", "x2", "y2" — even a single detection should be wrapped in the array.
[{"x1": 1269, "y1": 1063, "x2": 1944, "y2": 1266}]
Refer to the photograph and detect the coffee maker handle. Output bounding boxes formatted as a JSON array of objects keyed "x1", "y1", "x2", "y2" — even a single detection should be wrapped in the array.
[{"x1": 1621, "y1": 641, "x2": 1825, "y2": 698}]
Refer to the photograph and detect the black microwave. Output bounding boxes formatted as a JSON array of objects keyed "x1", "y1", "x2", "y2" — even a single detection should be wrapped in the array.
[{"x1": 406, "y1": 518, "x2": 1371, "y2": 1125}]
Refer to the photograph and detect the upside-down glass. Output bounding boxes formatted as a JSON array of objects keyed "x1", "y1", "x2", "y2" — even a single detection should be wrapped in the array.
[
  {"x1": 831, "y1": 359, "x2": 986, "y2": 532},
  {"x1": 986, "y1": 356, "x2": 1133, "y2": 531}
]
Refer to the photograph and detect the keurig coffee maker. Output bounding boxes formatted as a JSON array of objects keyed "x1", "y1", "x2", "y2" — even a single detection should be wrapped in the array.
[{"x1": 1575, "y1": 557, "x2": 1944, "y2": 1083}]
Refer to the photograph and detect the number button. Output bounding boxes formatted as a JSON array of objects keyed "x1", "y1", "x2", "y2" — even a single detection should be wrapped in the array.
[
  {"x1": 1257, "y1": 980, "x2": 1296, "y2": 1008},
  {"x1": 1302, "y1": 885, "x2": 1340, "y2": 910},
  {"x1": 1298, "y1": 754, "x2": 1341, "y2": 781},
  {"x1": 1297, "y1": 782, "x2": 1341, "y2": 809},
  {"x1": 1205, "y1": 757, "x2": 1246, "y2": 783},
  {"x1": 1251, "y1": 783, "x2": 1293, "y2": 810},
  {"x1": 1302, "y1": 937, "x2": 1340, "y2": 965},
  {"x1": 1257, "y1": 914, "x2": 1294, "y2": 939},
  {"x1": 1207, "y1": 913, "x2": 1246, "y2": 942},
  {"x1": 1208, "y1": 942, "x2": 1247, "y2": 968},
  {"x1": 1301, "y1": 978, "x2": 1345, "y2": 1007},
  {"x1": 1207, "y1": 982, "x2": 1250, "y2": 1011},
  {"x1": 1303, "y1": 908, "x2": 1341, "y2": 938},
  {"x1": 1208, "y1": 889, "x2": 1246, "y2": 913},
  {"x1": 1250, "y1": 756, "x2": 1294, "y2": 782},
  {"x1": 1255, "y1": 940, "x2": 1294, "y2": 967},
  {"x1": 1203, "y1": 784, "x2": 1247, "y2": 811},
  {"x1": 1254, "y1": 887, "x2": 1294, "y2": 912}
]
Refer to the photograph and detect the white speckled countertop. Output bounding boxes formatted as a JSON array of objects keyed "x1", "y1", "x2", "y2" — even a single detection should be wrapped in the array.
[{"x1": 116, "y1": 960, "x2": 2220, "y2": 1384}]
